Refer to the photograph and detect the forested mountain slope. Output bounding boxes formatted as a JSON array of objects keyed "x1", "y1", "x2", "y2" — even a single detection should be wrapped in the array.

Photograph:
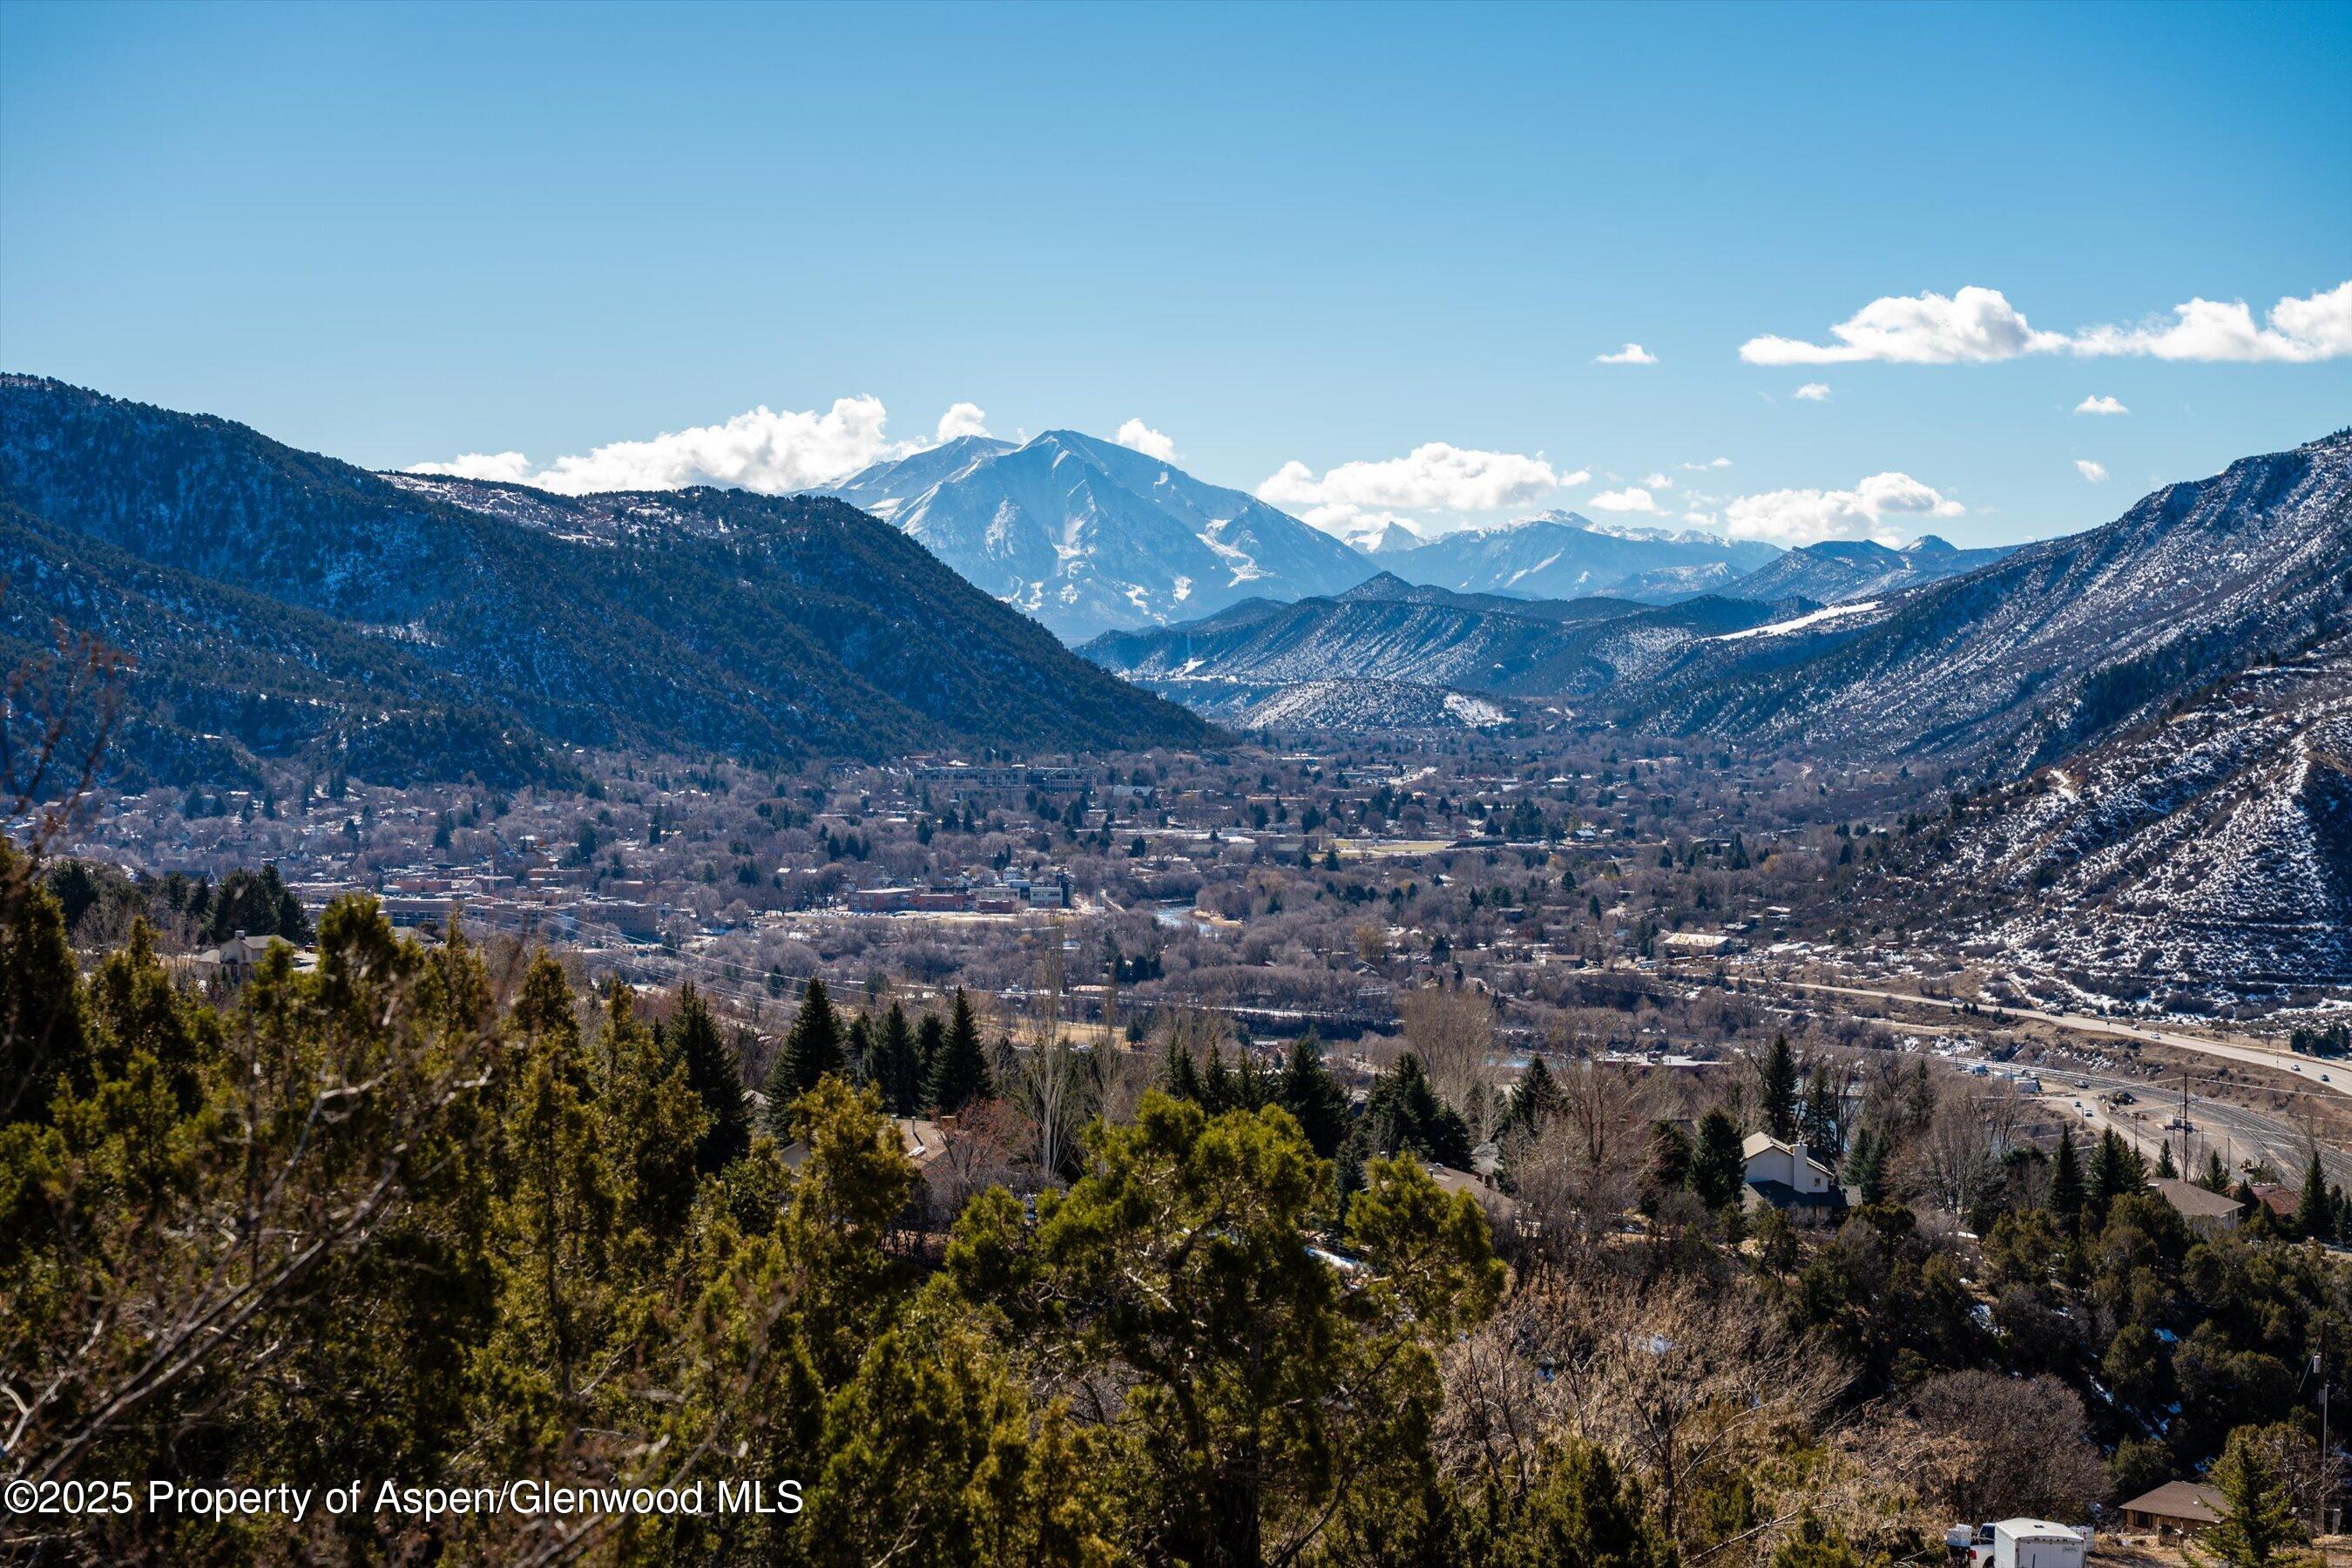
[{"x1": 0, "y1": 375, "x2": 1211, "y2": 785}]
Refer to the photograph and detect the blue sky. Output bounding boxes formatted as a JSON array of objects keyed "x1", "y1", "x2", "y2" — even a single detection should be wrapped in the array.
[{"x1": 3, "y1": 1, "x2": 2347, "y2": 548}]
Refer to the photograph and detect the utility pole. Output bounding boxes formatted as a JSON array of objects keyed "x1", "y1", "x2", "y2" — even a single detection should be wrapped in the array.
[
  {"x1": 2182, "y1": 1071, "x2": 2193, "y2": 1179},
  {"x1": 2315, "y1": 1347, "x2": 2331, "y2": 1539}
]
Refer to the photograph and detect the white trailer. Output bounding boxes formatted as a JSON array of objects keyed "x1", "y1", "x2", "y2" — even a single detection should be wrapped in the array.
[{"x1": 1946, "y1": 1519, "x2": 2088, "y2": 1568}]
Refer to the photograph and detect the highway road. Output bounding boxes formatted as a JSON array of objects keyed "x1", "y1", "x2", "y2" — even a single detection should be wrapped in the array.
[{"x1": 1767, "y1": 977, "x2": 2352, "y2": 1099}]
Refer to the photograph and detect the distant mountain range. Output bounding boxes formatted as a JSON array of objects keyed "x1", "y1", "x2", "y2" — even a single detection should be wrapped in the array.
[
  {"x1": 1368, "y1": 510, "x2": 1784, "y2": 603},
  {"x1": 818, "y1": 430, "x2": 1374, "y2": 641},
  {"x1": 0, "y1": 376, "x2": 1212, "y2": 788},
  {"x1": 1085, "y1": 431, "x2": 2352, "y2": 760},
  {"x1": 1724, "y1": 534, "x2": 2017, "y2": 605},
  {"x1": 1081, "y1": 572, "x2": 1804, "y2": 729}
]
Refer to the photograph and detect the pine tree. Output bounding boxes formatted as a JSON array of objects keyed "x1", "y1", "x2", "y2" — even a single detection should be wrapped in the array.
[
  {"x1": 2087, "y1": 1128, "x2": 2142, "y2": 1231},
  {"x1": 1362, "y1": 1052, "x2": 1472, "y2": 1169},
  {"x1": 927, "y1": 988, "x2": 993, "y2": 1113},
  {"x1": 1511, "y1": 1055, "x2": 1560, "y2": 1141},
  {"x1": 765, "y1": 977, "x2": 843, "y2": 1134},
  {"x1": 916, "y1": 1011, "x2": 947, "y2": 1100},
  {"x1": 1691, "y1": 1108, "x2": 1747, "y2": 1210},
  {"x1": 1845, "y1": 1128, "x2": 1889, "y2": 1206},
  {"x1": 1277, "y1": 1031, "x2": 1351, "y2": 1159},
  {"x1": 870, "y1": 1003, "x2": 921, "y2": 1116},
  {"x1": 1164, "y1": 1035, "x2": 1206, "y2": 1105},
  {"x1": 2202, "y1": 1426, "x2": 2307, "y2": 1566},
  {"x1": 670, "y1": 983, "x2": 750, "y2": 1175},
  {"x1": 2295, "y1": 1147, "x2": 2330, "y2": 1240},
  {"x1": 2204, "y1": 1149, "x2": 2233, "y2": 1193},
  {"x1": 1798, "y1": 1067, "x2": 1841, "y2": 1155},
  {"x1": 843, "y1": 1013, "x2": 875, "y2": 1086},
  {"x1": 1200, "y1": 1037, "x2": 1233, "y2": 1114},
  {"x1": 599, "y1": 982, "x2": 708, "y2": 1253},
  {"x1": 1645, "y1": 1119, "x2": 1693, "y2": 1201},
  {"x1": 2156, "y1": 1141, "x2": 2179, "y2": 1179},
  {"x1": 1759, "y1": 1035, "x2": 1799, "y2": 1141},
  {"x1": 2049, "y1": 1127, "x2": 2085, "y2": 1231}
]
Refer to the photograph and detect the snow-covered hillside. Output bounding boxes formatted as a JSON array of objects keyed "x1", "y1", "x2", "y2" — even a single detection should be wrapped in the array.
[
  {"x1": 1726, "y1": 535, "x2": 2014, "y2": 605},
  {"x1": 1373, "y1": 510, "x2": 1781, "y2": 602},
  {"x1": 1641, "y1": 430, "x2": 2352, "y2": 767},
  {"x1": 1951, "y1": 639, "x2": 2352, "y2": 993}
]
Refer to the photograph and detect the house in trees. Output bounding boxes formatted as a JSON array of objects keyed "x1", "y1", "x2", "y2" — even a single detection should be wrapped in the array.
[
  {"x1": 1740, "y1": 1132, "x2": 1842, "y2": 1213},
  {"x1": 2115, "y1": 1479, "x2": 2222, "y2": 1539},
  {"x1": 2148, "y1": 1178, "x2": 2243, "y2": 1235}
]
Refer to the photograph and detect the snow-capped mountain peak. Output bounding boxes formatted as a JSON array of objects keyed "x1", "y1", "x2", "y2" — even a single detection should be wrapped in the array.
[{"x1": 816, "y1": 429, "x2": 1372, "y2": 641}]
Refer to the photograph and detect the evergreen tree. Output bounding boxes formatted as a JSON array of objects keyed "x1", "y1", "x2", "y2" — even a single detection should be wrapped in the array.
[
  {"x1": 1798, "y1": 1067, "x2": 1841, "y2": 1155},
  {"x1": 1469, "y1": 1437, "x2": 1673, "y2": 1567},
  {"x1": 670, "y1": 983, "x2": 750, "y2": 1175},
  {"x1": 2204, "y1": 1149, "x2": 2233, "y2": 1193},
  {"x1": 1277, "y1": 1031, "x2": 1352, "y2": 1159},
  {"x1": 2295, "y1": 1147, "x2": 2330, "y2": 1241},
  {"x1": 1845, "y1": 1128, "x2": 1889, "y2": 1206},
  {"x1": 1690, "y1": 1108, "x2": 1747, "y2": 1210},
  {"x1": 1510, "y1": 1055, "x2": 1561, "y2": 1141},
  {"x1": 1362, "y1": 1052, "x2": 1473, "y2": 1169},
  {"x1": 2157, "y1": 1140, "x2": 2180, "y2": 1179},
  {"x1": 766, "y1": 977, "x2": 843, "y2": 1135},
  {"x1": 843, "y1": 1013, "x2": 875, "y2": 1086},
  {"x1": 0, "y1": 841, "x2": 89, "y2": 1122},
  {"x1": 2201, "y1": 1425, "x2": 2308, "y2": 1566},
  {"x1": 915, "y1": 1011, "x2": 947, "y2": 1099},
  {"x1": 1643, "y1": 1119, "x2": 1693, "y2": 1207},
  {"x1": 1228, "y1": 1044, "x2": 1274, "y2": 1112},
  {"x1": 2049, "y1": 1126, "x2": 2085, "y2": 1229},
  {"x1": 1200, "y1": 1037, "x2": 1234, "y2": 1114},
  {"x1": 598, "y1": 982, "x2": 708, "y2": 1254},
  {"x1": 869, "y1": 1002, "x2": 922, "y2": 1116},
  {"x1": 1759, "y1": 1034, "x2": 1799, "y2": 1141},
  {"x1": 2086, "y1": 1128, "x2": 2144, "y2": 1231},
  {"x1": 1164, "y1": 1035, "x2": 1206, "y2": 1105},
  {"x1": 927, "y1": 988, "x2": 993, "y2": 1113}
]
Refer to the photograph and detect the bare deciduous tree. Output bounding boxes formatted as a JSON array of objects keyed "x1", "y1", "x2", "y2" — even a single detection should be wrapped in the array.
[{"x1": 1402, "y1": 982, "x2": 1504, "y2": 1144}]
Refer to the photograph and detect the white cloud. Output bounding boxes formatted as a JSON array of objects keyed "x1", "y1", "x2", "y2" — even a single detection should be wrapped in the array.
[
  {"x1": 406, "y1": 395, "x2": 1010, "y2": 495},
  {"x1": 1113, "y1": 418, "x2": 1179, "y2": 461},
  {"x1": 2072, "y1": 394, "x2": 2127, "y2": 416},
  {"x1": 1680, "y1": 456, "x2": 1733, "y2": 471},
  {"x1": 1641, "y1": 472, "x2": 1676, "y2": 490},
  {"x1": 936, "y1": 402, "x2": 991, "y2": 442},
  {"x1": 1794, "y1": 382, "x2": 1832, "y2": 402},
  {"x1": 2072, "y1": 281, "x2": 2352, "y2": 361},
  {"x1": 2075, "y1": 459, "x2": 2108, "y2": 483},
  {"x1": 1588, "y1": 486, "x2": 1666, "y2": 515},
  {"x1": 1716, "y1": 471, "x2": 1963, "y2": 547},
  {"x1": 1741, "y1": 287, "x2": 2067, "y2": 365},
  {"x1": 1594, "y1": 342, "x2": 1659, "y2": 365},
  {"x1": 410, "y1": 450, "x2": 536, "y2": 484},
  {"x1": 1257, "y1": 443, "x2": 1566, "y2": 514},
  {"x1": 1741, "y1": 280, "x2": 2351, "y2": 365}
]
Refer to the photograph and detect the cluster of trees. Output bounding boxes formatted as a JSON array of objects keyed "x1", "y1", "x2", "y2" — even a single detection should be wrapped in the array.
[
  {"x1": 9, "y1": 836, "x2": 2351, "y2": 1565},
  {"x1": 760, "y1": 978, "x2": 997, "y2": 1125},
  {"x1": 42, "y1": 857, "x2": 310, "y2": 948},
  {"x1": 3, "y1": 855, "x2": 1606, "y2": 1565}
]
